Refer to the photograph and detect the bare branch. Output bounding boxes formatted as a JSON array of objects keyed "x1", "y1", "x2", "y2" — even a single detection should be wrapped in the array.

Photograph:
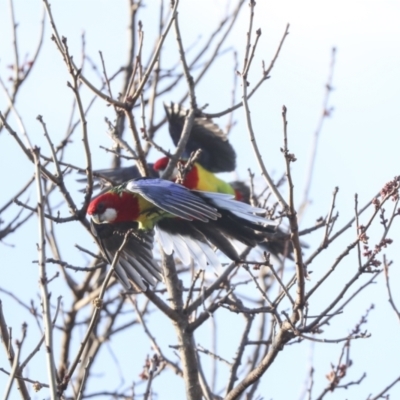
[{"x1": 32, "y1": 147, "x2": 58, "y2": 397}]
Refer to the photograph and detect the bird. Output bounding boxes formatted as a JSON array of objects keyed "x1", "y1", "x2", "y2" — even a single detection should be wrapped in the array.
[
  {"x1": 152, "y1": 156, "x2": 294, "y2": 259},
  {"x1": 78, "y1": 102, "x2": 236, "y2": 190},
  {"x1": 88, "y1": 178, "x2": 275, "y2": 290},
  {"x1": 85, "y1": 103, "x2": 294, "y2": 290},
  {"x1": 82, "y1": 103, "x2": 238, "y2": 291}
]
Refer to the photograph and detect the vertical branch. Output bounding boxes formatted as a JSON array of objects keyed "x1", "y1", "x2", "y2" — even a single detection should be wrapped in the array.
[
  {"x1": 383, "y1": 256, "x2": 400, "y2": 323},
  {"x1": 32, "y1": 147, "x2": 58, "y2": 399},
  {"x1": 125, "y1": 21, "x2": 149, "y2": 177},
  {"x1": 124, "y1": 110, "x2": 149, "y2": 176},
  {"x1": 110, "y1": 0, "x2": 140, "y2": 168},
  {"x1": 240, "y1": 3, "x2": 288, "y2": 211},
  {"x1": 123, "y1": 0, "x2": 139, "y2": 96},
  {"x1": 173, "y1": 11, "x2": 197, "y2": 109},
  {"x1": 225, "y1": 314, "x2": 254, "y2": 394},
  {"x1": 143, "y1": 355, "x2": 158, "y2": 400},
  {"x1": 195, "y1": 352, "x2": 214, "y2": 400},
  {"x1": 76, "y1": 357, "x2": 93, "y2": 400},
  {"x1": 143, "y1": 0, "x2": 164, "y2": 155},
  {"x1": 226, "y1": 50, "x2": 239, "y2": 134},
  {"x1": 210, "y1": 311, "x2": 217, "y2": 392},
  {"x1": 161, "y1": 6, "x2": 197, "y2": 179},
  {"x1": 61, "y1": 38, "x2": 93, "y2": 214},
  {"x1": 354, "y1": 194, "x2": 363, "y2": 270},
  {"x1": 161, "y1": 252, "x2": 202, "y2": 400},
  {"x1": 0, "y1": 301, "x2": 30, "y2": 399},
  {"x1": 281, "y1": 106, "x2": 305, "y2": 312},
  {"x1": 130, "y1": 0, "x2": 179, "y2": 104},
  {"x1": 2, "y1": 323, "x2": 27, "y2": 400}
]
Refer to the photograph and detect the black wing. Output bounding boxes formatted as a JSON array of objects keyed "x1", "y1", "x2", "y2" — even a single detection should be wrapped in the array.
[
  {"x1": 91, "y1": 220, "x2": 162, "y2": 291},
  {"x1": 165, "y1": 103, "x2": 236, "y2": 173}
]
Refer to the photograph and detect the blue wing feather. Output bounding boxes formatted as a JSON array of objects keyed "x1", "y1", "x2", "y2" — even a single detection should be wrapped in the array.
[{"x1": 124, "y1": 178, "x2": 220, "y2": 222}]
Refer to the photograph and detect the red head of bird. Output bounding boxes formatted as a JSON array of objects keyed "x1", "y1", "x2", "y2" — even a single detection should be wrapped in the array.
[{"x1": 87, "y1": 191, "x2": 140, "y2": 224}]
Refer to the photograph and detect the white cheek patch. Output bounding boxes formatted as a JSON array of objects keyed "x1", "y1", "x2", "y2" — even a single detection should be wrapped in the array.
[{"x1": 101, "y1": 208, "x2": 117, "y2": 222}]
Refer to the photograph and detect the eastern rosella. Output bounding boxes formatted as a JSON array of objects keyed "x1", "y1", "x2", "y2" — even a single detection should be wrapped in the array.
[
  {"x1": 152, "y1": 156, "x2": 295, "y2": 259},
  {"x1": 79, "y1": 103, "x2": 236, "y2": 190},
  {"x1": 88, "y1": 178, "x2": 274, "y2": 290}
]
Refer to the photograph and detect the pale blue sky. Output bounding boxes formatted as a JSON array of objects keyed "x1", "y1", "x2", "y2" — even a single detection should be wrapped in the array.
[{"x1": 1, "y1": 1, "x2": 400, "y2": 399}]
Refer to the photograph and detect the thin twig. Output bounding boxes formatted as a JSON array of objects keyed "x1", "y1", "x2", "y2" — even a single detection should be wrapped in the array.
[
  {"x1": 383, "y1": 256, "x2": 400, "y2": 322},
  {"x1": 130, "y1": 0, "x2": 179, "y2": 104},
  {"x1": 367, "y1": 375, "x2": 400, "y2": 400},
  {"x1": 226, "y1": 314, "x2": 254, "y2": 394},
  {"x1": 76, "y1": 357, "x2": 93, "y2": 400},
  {"x1": 203, "y1": 23, "x2": 290, "y2": 119},
  {"x1": 2, "y1": 323, "x2": 27, "y2": 400},
  {"x1": 60, "y1": 232, "x2": 131, "y2": 395},
  {"x1": 32, "y1": 147, "x2": 58, "y2": 398},
  {"x1": 281, "y1": 106, "x2": 305, "y2": 313}
]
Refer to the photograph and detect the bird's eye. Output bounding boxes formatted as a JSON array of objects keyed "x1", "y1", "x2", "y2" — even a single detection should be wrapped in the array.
[{"x1": 96, "y1": 202, "x2": 106, "y2": 214}]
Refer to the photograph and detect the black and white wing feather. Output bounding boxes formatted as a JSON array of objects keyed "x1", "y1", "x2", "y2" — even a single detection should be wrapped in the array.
[{"x1": 91, "y1": 220, "x2": 162, "y2": 291}]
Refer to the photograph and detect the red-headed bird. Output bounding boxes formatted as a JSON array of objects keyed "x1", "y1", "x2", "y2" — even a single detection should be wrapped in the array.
[
  {"x1": 153, "y1": 156, "x2": 294, "y2": 259},
  {"x1": 88, "y1": 178, "x2": 274, "y2": 290},
  {"x1": 79, "y1": 103, "x2": 236, "y2": 190}
]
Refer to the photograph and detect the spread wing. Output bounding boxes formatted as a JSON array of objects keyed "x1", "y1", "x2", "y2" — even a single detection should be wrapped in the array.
[
  {"x1": 124, "y1": 178, "x2": 221, "y2": 222},
  {"x1": 155, "y1": 223, "x2": 223, "y2": 270},
  {"x1": 91, "y1": 220, "x2": 162, "y2": 291},
  {"x1": 165, "y1": 103, "x2": 236, "y2": 173},
  {"x1": 196, "y1": 191, "x2": 275, "y2": 225}
]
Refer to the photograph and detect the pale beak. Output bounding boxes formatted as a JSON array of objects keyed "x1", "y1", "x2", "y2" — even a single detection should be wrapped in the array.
[{"x1": 91, "y1": 214, "x2": 101, "y2": 224}]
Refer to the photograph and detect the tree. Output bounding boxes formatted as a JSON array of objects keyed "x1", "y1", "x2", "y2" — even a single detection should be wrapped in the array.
[{"x1": 1, "y1": 1, "x2": 400, "y2": 399}]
